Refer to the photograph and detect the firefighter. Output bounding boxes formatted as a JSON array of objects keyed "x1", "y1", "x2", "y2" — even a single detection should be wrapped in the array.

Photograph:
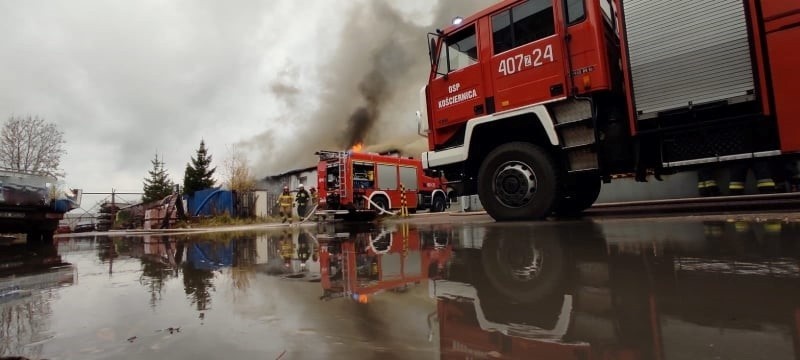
[
  {"x1": 310, "y1": 187, "x2": 319, "y2": 206},
  {"x1": 295, "y1": 184, "x2": 310, "y2": 219},
  {"x1": 697, "y1": 167, "x2": 720, "y2": 197},
  {"x1": 276, "y1": 186, "x2": 294, "y2": 224},
  {"x1": 728, "y1": 160, "x2": 776, "y2": 196}
]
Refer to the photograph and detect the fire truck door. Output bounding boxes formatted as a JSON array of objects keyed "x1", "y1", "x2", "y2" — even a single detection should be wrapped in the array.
[
  {"x1": 490, "y1": 0, "x2": 567, "y2": 112},
  {"x1": 428, "y1": 23, "x2": 487, "y2": 147},
  {"x1": 399, "y1": 166, "x2": 419, "y2": 208}
]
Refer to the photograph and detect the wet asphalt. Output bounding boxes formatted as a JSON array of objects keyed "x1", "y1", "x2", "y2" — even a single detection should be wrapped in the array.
[{"x1": 2, "y1": 216, "x2": 800, "y2": 359}]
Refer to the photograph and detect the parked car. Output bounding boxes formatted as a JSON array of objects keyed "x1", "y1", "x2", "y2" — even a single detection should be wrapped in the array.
[{"x1": 73, "y1": 223, "x2": 95, "y2": 233}]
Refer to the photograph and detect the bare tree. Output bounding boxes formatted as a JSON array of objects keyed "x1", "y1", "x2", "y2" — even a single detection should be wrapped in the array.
[
  {"x1": 222, "y1": 145, "x2": 256, "y2": 191},
  {"x1": 0, "y1": 115, "x2": 66, "y2": 177}
]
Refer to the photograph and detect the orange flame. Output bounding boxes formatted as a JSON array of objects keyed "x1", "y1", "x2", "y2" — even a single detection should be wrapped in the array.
[{"x1": 351, "y1": 142, "x2": 364, "y2": 152}]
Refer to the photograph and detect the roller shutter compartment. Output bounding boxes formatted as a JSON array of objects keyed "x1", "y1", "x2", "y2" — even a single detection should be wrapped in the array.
[{"x1": 623, "y1": 0, "x2": 755, "y2": 120}]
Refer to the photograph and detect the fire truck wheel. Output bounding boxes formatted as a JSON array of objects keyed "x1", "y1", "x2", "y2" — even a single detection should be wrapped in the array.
[
  {"x1": 431, "y1": 194, "x2": 447, "y2": 213},
  {"x1": 553, "y1": 174, "x2": 601, "y2": 217},
  {"x1": 372, "y1": 196, "x2": 389, "y2": 213},
  {"x1": 478, "y1": 142, "x2": 558, "y2": 221}
]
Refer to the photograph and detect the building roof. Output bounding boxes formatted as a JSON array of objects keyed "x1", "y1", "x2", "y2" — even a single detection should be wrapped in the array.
[{"x1": 265, "y1": 165, "x2": 317, "y2": 180}]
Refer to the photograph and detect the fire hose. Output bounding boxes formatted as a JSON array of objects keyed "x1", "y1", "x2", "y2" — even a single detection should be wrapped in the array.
[
  {"x1": 298, "y1": 203, "x2": 319, "y2": 224},
  {"x1": 362, "y1": 195, "x2": 397, "y2": 216}
]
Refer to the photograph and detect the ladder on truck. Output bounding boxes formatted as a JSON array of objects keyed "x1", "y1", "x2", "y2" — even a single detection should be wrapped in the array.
[
  {"x1": 316, "y1": 150, "x2": 350, "y2": 199},
  {"x1": 314, "y1": 150, "x2": 351, "y2": 221}
]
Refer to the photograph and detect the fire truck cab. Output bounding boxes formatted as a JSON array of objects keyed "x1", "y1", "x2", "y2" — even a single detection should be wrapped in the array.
[
  {"x1": 419, "y1": 0, "x2": 800, "y2": 221},
  {"x1": 316, "y1": 150, "x2": 449, "y2": 217}
]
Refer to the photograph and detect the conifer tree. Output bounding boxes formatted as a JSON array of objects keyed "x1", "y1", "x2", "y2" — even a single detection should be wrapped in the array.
[
  {"x1": 143, "y1": 154, "x2": 174, "y2": 203},
  {"x1": 183, "y1": 140, "x2": 216, "y2": 195}
]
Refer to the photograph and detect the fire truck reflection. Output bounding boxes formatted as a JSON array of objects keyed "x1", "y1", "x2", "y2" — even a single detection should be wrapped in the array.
[
  {"x1": 433, "y1": 221, "x2": 800, "y2": 359},
  {"x1": 0, "y1": 241, "x2": 75, "y2": 358},
  {"x1": 318, "y1": 224, "x2": 453, "y2": 303}
]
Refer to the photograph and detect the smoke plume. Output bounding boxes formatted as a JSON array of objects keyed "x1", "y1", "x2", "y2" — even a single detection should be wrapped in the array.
[{"x1": 242, "y1": 0, "x2": 493, "y2": 175}]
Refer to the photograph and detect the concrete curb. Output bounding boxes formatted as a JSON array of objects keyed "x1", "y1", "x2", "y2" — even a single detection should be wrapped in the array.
[{"x1": 448, "y1": 211, "x2": 488, "y2": 216}]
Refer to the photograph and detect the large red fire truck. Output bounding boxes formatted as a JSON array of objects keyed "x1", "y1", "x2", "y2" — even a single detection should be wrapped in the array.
[
  {"x1": 316, "y1": 150, "x2": 449, "y2": 217},
  {"x1": 419, "y1": 0, "x2": 800, "y2": 220}
]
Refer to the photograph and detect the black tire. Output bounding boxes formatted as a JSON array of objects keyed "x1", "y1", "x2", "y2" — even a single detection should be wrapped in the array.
[
  {"x1": 431, "y1": 194, "x2": 447, "y2": 213},
  {"x1": 372, "y1": 196, "x2": 389, "y2": 213},
  {"x1": 553, "y1": 174, "x2": 601, "y2": 217},
  {"x1": 26, "y1": 230, "x2": 42, "y2": 244},
  {"x1": 478, "y1": 142, "x2": 559, "y2": 221}
]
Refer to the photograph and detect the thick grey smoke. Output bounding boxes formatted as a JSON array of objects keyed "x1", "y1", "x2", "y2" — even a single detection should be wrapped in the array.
[
  {"x1": 268, "y1": 66, "x2": 301, "y2": 107},
  {"x1": 243, "y1": 0, "x2": 492, "y2": 175}
]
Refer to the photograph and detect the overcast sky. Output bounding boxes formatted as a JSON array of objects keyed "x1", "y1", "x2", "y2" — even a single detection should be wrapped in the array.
[{"x1": 0, "y1": 0, "x2": 491, "y2": 209}]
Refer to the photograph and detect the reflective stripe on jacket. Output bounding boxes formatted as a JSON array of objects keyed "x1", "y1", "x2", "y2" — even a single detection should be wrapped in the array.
[{"x1": 278, "y1": 194, "x2": 294, "y2": 207}]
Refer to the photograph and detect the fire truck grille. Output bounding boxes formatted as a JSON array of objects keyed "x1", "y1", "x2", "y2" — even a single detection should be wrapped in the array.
[{"x1": 662, "y1": 126, "x2": 752, "y2": 163}]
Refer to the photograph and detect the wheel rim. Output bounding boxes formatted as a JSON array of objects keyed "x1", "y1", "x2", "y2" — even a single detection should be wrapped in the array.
[
  {"x1": 492, "y1": 161, "x2": 537, "y2": 208},
  {"x1": 375, "y1": 198, "x2": 387, "y2": 210}
]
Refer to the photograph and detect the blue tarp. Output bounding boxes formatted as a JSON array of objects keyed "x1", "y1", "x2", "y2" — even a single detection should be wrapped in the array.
[
  {"x1": 185, "y1": 188, "x2": 234, "y2": 216},
  {"x1": 186, "y1": 243, "x2": 234, "y2": 270}
]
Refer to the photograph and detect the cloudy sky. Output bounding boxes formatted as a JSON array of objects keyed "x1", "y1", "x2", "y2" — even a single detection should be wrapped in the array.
[{"x1": 0, "y1": 0, "x2": 491, "y2": 209}]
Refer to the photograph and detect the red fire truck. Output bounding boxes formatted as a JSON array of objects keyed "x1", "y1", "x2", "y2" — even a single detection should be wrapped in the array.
[
  {"x1": 316, "y1": 150, "x2": 449, "y2": 216},
  {"x1": 419, "y1": 0, "x2": 800, "y2": 221}
]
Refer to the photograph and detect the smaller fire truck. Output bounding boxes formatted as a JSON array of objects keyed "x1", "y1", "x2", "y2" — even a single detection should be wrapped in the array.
[
  {"x1": 315, "y1": 150, "x2": 449, "y2": 217},
  {"x1": 318, "y1": 225, "x2": 452, "y2": 302}
]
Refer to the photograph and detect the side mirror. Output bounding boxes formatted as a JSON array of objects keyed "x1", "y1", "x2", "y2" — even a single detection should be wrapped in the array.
[
  {"x1": 427, "y1": 33, "x2": 448, "y2": 78},
  {"x1": 428, "y1": 37, "x2": 437, "y2": 65}
]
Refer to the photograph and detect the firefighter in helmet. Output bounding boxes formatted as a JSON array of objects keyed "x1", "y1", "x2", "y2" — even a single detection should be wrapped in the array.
[
  {"x1": 295, "y1": 184, "x2": 310, "y2": 219},
  {"x1": 277, "y1": 186, "x2": 294, "y2": 224}
]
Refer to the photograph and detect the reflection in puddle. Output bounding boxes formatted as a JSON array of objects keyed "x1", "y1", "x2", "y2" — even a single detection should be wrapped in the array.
[
  {"x1": 318, "y1": 224, "x2": 452, "y2": 303},
  {"x1": 0, "y1": 219, "x2": 798, "y2": 359},
  {"x1": 0, "y1": 241, "x2": 75, "y2": 358}
]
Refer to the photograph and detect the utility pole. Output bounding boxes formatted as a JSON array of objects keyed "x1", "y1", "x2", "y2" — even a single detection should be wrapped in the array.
[{"x1": 111, "y1": 188, "x2": 116, "y2": 229}]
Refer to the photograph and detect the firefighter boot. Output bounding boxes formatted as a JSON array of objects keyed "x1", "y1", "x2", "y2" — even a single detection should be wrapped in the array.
[
  {"x1": 697, "y1": 181, "x2": 709, "y2": 197},
  {"x1": 697, "y1": 168, "x2": 719, "y2": 197},
  {"x1": 728, "y1": 164, "x2": 747, "y2": 196},
  {"x1": 754, "y1": 161, "x2": 776, "y2": 194}
]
